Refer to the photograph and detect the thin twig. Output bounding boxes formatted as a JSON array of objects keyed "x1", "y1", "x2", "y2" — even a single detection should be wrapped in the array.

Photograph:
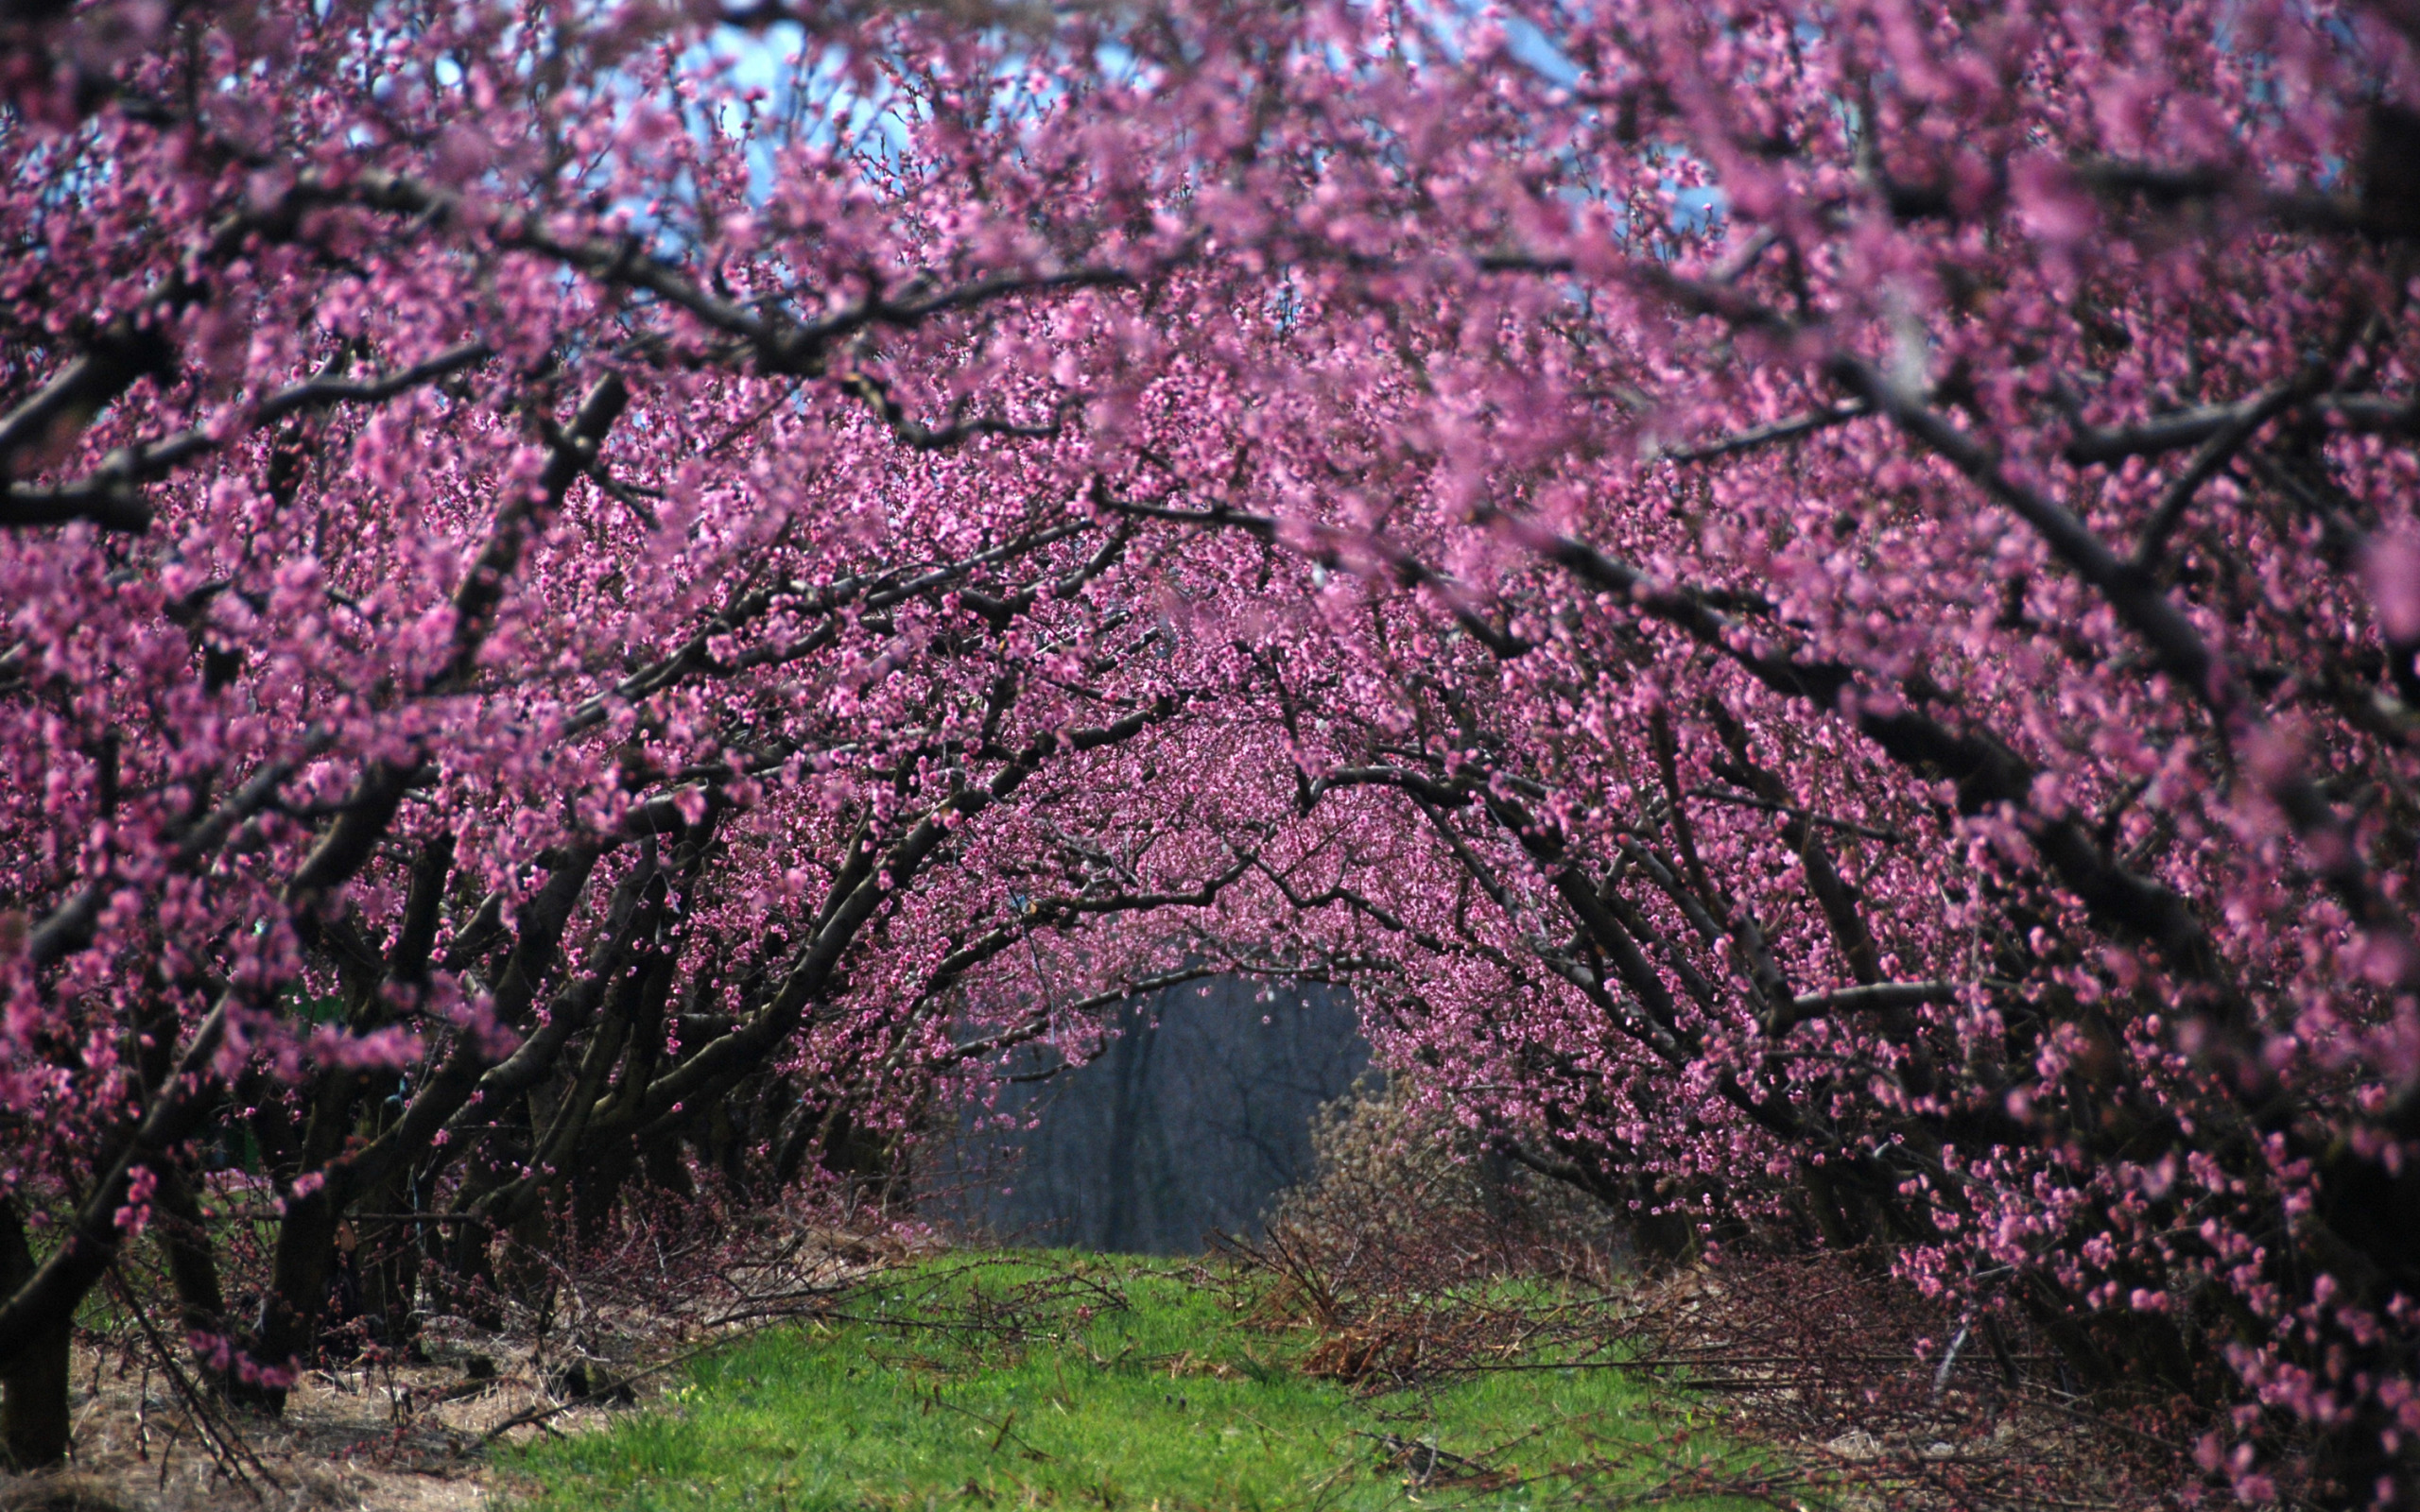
[
  {"x1": 105, "y1": 1265, "x2": 277, "y2": 1497},
  {"x1": 1685, "y1": 785, "x2": 1907, "y2": 842},
  {"x1": 1652, "y1": 402, "x2": 1872, "y2": 465}
]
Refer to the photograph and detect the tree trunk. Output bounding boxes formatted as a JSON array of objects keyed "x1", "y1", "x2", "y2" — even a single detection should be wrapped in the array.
[
  {"x1": 150, "y1": 1160, "x2": 234, "y2": 1396},
  {"x1": 1098, "y1": 1003, "x2": 1162, "y2": 1252},
  {"x1": 243, "y1": 1186, "x2": 339, "y2": 1413},
  {"x1": 0, "y1": 1201, "x2": 71, "y2": 1469}
]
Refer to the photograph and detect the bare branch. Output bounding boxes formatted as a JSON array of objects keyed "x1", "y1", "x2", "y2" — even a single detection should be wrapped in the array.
[
  {"x1": 1686, "y1": 785, "x2": 1908, "y2": 844},
  {"x1": 2132, "y1": 375, "x2": 2313, "y2": 569},
  {"x1": 0, "y1": 342, "x2": 493, "y2": 534},
  {"x1": 2066, "y1": 390, "x2": 2420, "y2": 467},
  {"x1": 1788, "y1": 981, "x2": 1964, "y2": 1016},
  {"x1": 1654, "y1": 402, "x2": 1871, "y2": 465}
]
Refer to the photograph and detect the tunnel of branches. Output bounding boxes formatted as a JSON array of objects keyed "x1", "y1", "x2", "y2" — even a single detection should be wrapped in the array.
[{"x1": 5, "y1": 0, "x2": 2420, "y2": 1503}]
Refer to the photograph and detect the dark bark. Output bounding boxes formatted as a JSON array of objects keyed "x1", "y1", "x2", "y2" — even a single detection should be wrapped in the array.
[
  {"x1": 0, "y1": 1002, "x2": 232, "y2": 1373},
  {"x1": 249, "y1": 846, "x2": 603, "y2": 1408},
  {"x1": 0, "y1": 1200, "x2": 70, "y2": 1469},
  {"x1": 149, "y1": 1160, "x2": 233, "y2": 1394}
]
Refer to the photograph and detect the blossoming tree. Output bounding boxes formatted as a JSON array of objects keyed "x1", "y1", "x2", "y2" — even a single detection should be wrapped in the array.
[{"x1": 2, "y1": 0, "x2": 2417, "y2": 1501}]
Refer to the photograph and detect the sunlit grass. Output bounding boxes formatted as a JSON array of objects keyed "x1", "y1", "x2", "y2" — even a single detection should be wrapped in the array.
[{"x1": 505, "y1": 1251, "x2": 1766, "y2": 1512}]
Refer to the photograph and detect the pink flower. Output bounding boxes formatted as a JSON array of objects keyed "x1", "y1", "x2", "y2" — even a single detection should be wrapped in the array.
[
  {"x1": 2010, "y1": 155, "x2": 2096, "y2": 248},
  {"x1": 2363, "y1": 530, "x2": 2420, "y2": 643}
]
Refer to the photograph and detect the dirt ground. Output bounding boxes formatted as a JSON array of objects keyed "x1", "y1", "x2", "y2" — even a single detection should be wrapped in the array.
[
  {"x1": 4, "y1": 1233, "x2": 2188, "y2": 1512},
  {"x1": 0, "y1": 1222, "x2": 909, "y2": 1512},
  {"x1": 2, "y1": 1331, "x2": 596, "y2": 1511}
]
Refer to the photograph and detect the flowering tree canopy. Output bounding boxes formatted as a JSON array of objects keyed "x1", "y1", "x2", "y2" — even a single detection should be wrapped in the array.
[{"x1": 3, "y1": 0, "x2": 2418, "y2": 1501}]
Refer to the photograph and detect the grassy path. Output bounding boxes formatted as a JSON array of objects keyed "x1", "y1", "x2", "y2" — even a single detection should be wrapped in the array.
[{"x1": 504, "y1": 1253, "x2": 1760, "y2": 1512}]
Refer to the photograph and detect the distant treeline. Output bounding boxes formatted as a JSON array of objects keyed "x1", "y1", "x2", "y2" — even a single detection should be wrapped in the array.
[{"x1": 925, "y1": 979, "x2": 1369, "y2": 1253}]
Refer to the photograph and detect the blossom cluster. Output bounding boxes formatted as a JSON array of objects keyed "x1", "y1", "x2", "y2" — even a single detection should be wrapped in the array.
[{"x1": 0, "y1": 0, "x2": 2414, "y2": 1498}]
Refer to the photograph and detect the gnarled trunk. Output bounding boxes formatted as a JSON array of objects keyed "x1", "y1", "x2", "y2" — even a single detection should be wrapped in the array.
[{"x1": 0, "y1": 1201, "x2": 70, "y2": 1469}]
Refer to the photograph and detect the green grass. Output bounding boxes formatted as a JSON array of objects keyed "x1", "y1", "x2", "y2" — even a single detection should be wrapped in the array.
[{"x1": 505, "y1": 1252, "x2": 1766, "y2": 1512}]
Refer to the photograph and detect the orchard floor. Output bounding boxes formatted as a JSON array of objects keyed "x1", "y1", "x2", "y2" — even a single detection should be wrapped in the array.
[
  {"x1": 0, "y1": 1225, "x2": 898, "y2": 1512},
  {"x1": 1, "y1": 1247, "x2": 2139, "y2": 1512},
  {"x1": 0, "y1": 1308, "x2": 665, "y2": 1512},
  {"x1": 497, "y1": 1252, "x2": 1762, "y2": 1512}
]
